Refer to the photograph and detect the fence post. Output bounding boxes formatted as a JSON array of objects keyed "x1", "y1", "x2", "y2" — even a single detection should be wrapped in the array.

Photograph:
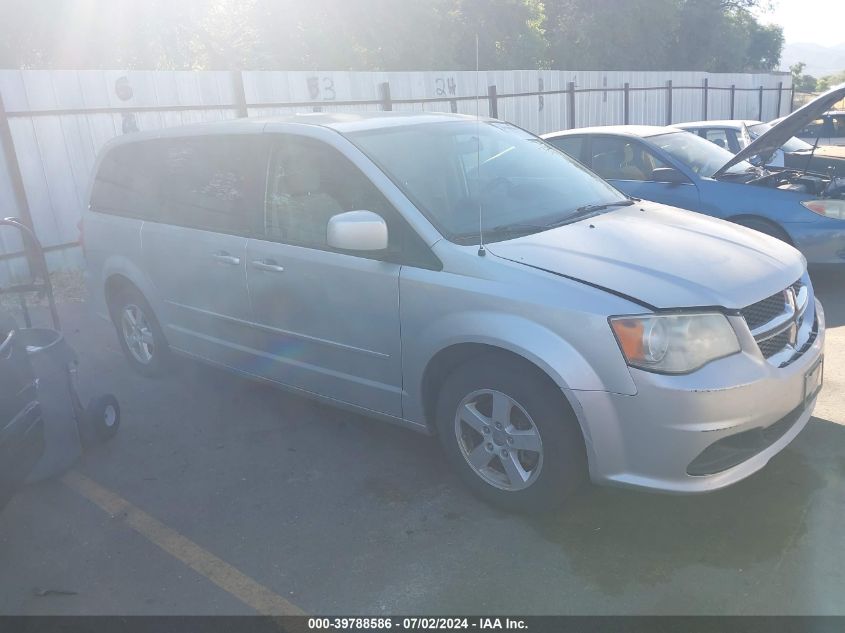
[
  {"x1": 790, "y1": 86, "x2": 795, "y2": 113},
  {"x1": 758, "y1": 85, "x2": 764, "y2": 120},
  {"x1": 775, "y1": 81, "x2": 783, "y2": 118},
  {"x1": 567, "y1": 81, "x2": 576, "y2": 129},
  {"x1": 538, "y1": 77, "x2": 544, "y2": 112},
  {"x1": 665, "y1": 80, "x2": 673, "y2": 125},
  {"x1": 729, "y1": 84, "x2": 736, "y2": 119},
  {"x1": 379, "y1": 82, "x2": 392, "y2": 111},
  {"x1": 487, "y1": 85, "x2": 498, "y2": 119},
  {"x1": 702, "y1": 77, "x2": 709, "y2": 120},
  {"x1": 230, "y1": 70, "x2": 248, "y2": 118},
  {"x1": 623, "y1": 82, "x2": 630, "y2": 125},
  {"x1": 0, "y1": 91, "x2": 38, "y2": 273}
]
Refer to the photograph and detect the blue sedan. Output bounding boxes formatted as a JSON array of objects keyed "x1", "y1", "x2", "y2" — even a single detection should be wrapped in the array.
[
  {"x1": 542, "y1": 83, "x2": 845, "y2": 267},
  {"x1": 542, "y1": 125, "x2": 845, "y2": 266}
]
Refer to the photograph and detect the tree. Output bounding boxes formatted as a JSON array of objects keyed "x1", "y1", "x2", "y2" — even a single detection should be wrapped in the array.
[
  {"x1": 791, "y1": 62, "x2": 818, "y2": 92},
  {"x1": 0, "y1": 0, "x2": 783, "y2": 72},
  {"x1": 817, "y1": 70, "x2": 845, "y2": 92},
  {"x1": 544, "y1": 0, "x2": 781, "y2": 72},
  {"x1": 443, "y1": 0, "x2": 548, "y2": 70},
  {"x1": 545, "y1": 0, "x2": 679, "y2": 70}
]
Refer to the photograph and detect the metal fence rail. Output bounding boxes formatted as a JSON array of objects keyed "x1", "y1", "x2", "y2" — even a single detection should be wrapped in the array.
[{"x1": 0, "y1": 68, "x2": 793, "y2": 282}]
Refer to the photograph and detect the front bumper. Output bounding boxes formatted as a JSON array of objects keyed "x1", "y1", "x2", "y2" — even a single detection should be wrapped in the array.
[
  {"x1": 786, "y1": 220, "x2": 845, "y2": 266},
  {"x1": 574, "y1": 299, "x2": 825, "y2": 493}
]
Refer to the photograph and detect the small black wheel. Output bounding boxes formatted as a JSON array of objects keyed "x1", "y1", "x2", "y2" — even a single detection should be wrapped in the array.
[
  {"x1": 434, "y1": 354, "x2": 587, "y2": 513},
  {"x1": 110, "y1": 286, "x2": 171, "y2": 378},
  {"x1": 86, "y1": 394, "x2": 121, "y2": 441}
]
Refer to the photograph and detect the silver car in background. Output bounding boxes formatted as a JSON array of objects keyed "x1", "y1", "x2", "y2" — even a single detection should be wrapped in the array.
[{"x1": 83, "y1": 113, "x2": 824, "y2": 511}]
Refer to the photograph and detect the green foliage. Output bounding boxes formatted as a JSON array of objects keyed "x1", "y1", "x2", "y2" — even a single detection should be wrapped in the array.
[
  {"x1": 0, "y1": 0, "x2": 782, "y2": 72},
  {"x1": 817, "y1": 71, "x2": 845, "y2": 92},
  {"x1": 546, "y1": 0, "x2": 783, "y2": 72},
  {"x1": 791, "y1": 62, "x2": 820, "y2": 92}
]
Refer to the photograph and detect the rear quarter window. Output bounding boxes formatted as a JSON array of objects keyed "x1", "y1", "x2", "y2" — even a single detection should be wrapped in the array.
[{"x1": 89, "y1": 141, "x2": 162, "y2": 219}]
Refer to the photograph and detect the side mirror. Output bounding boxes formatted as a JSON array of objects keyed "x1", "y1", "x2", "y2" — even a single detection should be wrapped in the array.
[
  {"x1": 327, "y1": 211, "x2": 388, "y2": 252},
  {"x1": 651, "y1": 167, "x2": 689, "y2": 185}
]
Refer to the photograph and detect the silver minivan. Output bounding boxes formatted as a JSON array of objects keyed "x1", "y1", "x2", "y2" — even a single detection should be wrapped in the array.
[{"x1": 84, "y1": 113, "x2": 825, "y2": 511}]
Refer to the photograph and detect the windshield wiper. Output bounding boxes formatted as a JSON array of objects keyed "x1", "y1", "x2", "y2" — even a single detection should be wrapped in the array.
[
  {"x1": 478, "y1": 199, "x2": 635, "y2": 241},
  {"x1": 484, "y1": 223, "x2": 548, "y2": 237},
  {"x1": 550, "y1": 199, "x2": 635, "y2": 226}
]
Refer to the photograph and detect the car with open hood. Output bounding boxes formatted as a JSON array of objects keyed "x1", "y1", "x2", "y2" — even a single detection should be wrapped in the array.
[
  {"x1": 773, "y1": 110, "x2": 845, "y2": 147},
  {"x1": 84, "y1": 111, "x2": 824, "y2": 512},
  {"x1": 676, "y1": 118, "x2": 845, "y2": 178},
  {"x1": 543, "y1": 83, "x2": 845, "y2": 267}
]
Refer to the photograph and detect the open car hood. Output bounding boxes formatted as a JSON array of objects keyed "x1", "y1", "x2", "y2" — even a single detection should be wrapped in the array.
[{"x1": 713, "y1": 82, "x2": 845, "y2": 178}]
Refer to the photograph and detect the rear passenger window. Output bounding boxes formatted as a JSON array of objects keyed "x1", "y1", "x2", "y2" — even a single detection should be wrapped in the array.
[
  {"x1": 546, "y1": 136, "x2": 583, "y2": 160},
  {"x1": 158, "y1": 136, "x2": 266, "y2": 235},
  {"x1": 90, "y1": 141, "x2": 162, "y2": 218},
  {"x1": 703, "y1": 129, "x2": 731, "y2": 150}
]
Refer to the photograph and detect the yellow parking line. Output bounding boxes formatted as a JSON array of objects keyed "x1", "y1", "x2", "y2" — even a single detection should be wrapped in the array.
[{"x1": 61, "y1": 470, "x2": 306, "y2": 616}]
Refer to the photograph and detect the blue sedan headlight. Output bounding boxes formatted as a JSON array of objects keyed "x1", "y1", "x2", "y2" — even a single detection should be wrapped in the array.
[{"x1": 801, "y1": 199, "x2": 845, "y2": 219}]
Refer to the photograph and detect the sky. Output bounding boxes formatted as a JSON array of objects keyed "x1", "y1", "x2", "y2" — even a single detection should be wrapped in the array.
[{"x1": 759, "y1": 0, "x2": 844, "y2": 47}]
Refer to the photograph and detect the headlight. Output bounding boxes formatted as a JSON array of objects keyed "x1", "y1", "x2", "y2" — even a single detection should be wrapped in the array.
[
  {"x1": 609, "y1": 313, "x2": 740, "y2": 374},
  {"x1": 801, "y1": 199, "x2": 845, "y2": 219}
]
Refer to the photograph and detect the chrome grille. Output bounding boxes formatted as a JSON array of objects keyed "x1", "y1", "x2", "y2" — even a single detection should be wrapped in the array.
[
  {"x1": 741, "y1": 277, "x2": 811, "y2": 364},
  {"x1": 758, "y1": 331, "x2": 790, "y2": 359},
  {"x1": 740, "y1": 293, "x2": 787, "y2": 331}
]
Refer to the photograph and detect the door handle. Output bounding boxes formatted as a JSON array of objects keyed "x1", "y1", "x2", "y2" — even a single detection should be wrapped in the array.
[
  {"x1": 251, "y1": 259, "x2": 285, "y2": 273},
  {"x1": 212, "y1": 252, "x2": 241, "y2": 265}
]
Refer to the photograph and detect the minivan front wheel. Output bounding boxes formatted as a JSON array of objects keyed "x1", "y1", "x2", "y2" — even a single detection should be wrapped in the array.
[
  {"x1": 111, "y1": 287, "x2": 170, "y2": 377},
  {"x1": 435, "y1": 356, "x2": 587, "y2": 512},
  {"x1": 454, "y1": 389, "x2": 544, "y2": 492}
]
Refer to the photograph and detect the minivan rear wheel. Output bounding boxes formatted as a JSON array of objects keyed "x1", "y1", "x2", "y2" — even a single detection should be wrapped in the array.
[
  {"x1": 434, "y1": 356, "x2": 587, "y2": 512},
  {"x1": 111, "y1": 287, "x2": 170, "y2": 378}
]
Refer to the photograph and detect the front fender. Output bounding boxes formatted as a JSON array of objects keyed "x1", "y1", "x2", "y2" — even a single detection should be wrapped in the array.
[{"x1": 402, "y1": 310, "x2": 637, "y2": 428}]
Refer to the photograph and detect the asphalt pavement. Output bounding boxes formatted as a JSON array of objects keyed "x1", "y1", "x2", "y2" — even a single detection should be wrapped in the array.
[{"x1": 1, "y1": 271, "x2": 843, "y2": 615}]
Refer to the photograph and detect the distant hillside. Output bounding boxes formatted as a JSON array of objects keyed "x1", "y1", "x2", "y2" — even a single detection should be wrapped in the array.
[{"x1": 782, "y1": 42, "x2": 845, "y2": 78}]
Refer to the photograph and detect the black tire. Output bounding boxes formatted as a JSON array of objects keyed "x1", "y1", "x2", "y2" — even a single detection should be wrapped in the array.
[
  {"x1": 732, "y1": 216, "x2": 792, "y2": 244},
  {"x1": 434, "y1": 354, "x2": 587, "y2": 513},
  {"x1": 86, "y1": 394, "x2": 121, "y2": 441},
  {"x1": 110, "y1": 286, "x2": 170, "y2": 378}
]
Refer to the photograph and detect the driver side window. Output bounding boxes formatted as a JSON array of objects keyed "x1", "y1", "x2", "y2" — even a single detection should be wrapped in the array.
[
  {"x1": 263, "y1": 136, "x2": 440, "y2": 269},
  {"x1": 264, "y1": 137, "x2": 395, "y2": 250}
]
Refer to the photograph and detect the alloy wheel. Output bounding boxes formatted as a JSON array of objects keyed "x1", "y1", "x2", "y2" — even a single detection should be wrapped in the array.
[
  {"x1": 121, "y1": 304, "x2": 155, "y2": 365},
  {"x1": 453, "y1": 389, "x2": 544, "y2": 491}
]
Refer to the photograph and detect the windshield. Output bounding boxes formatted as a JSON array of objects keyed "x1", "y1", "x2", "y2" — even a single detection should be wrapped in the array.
[
  {"x1": 347, "y1": 120, "x2": 626, "y2": 243},
  {"x1": 747, "y1": 122, "x2": 814, "y2": 152},
  {"x1": 649, "y1": 130, "x2": 754, "y2": 177}
]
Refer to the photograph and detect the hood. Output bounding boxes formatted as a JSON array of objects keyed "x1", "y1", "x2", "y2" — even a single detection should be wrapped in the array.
[
  {"x1": 791, "y1": 144, "x2": 845, "y2": 159},
  {"x1": 486, "y1": 202, "x2": 804, "y2": 310},
  {"x1": 714, "y1": 82, "x2": 845, "y2": 178}
]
